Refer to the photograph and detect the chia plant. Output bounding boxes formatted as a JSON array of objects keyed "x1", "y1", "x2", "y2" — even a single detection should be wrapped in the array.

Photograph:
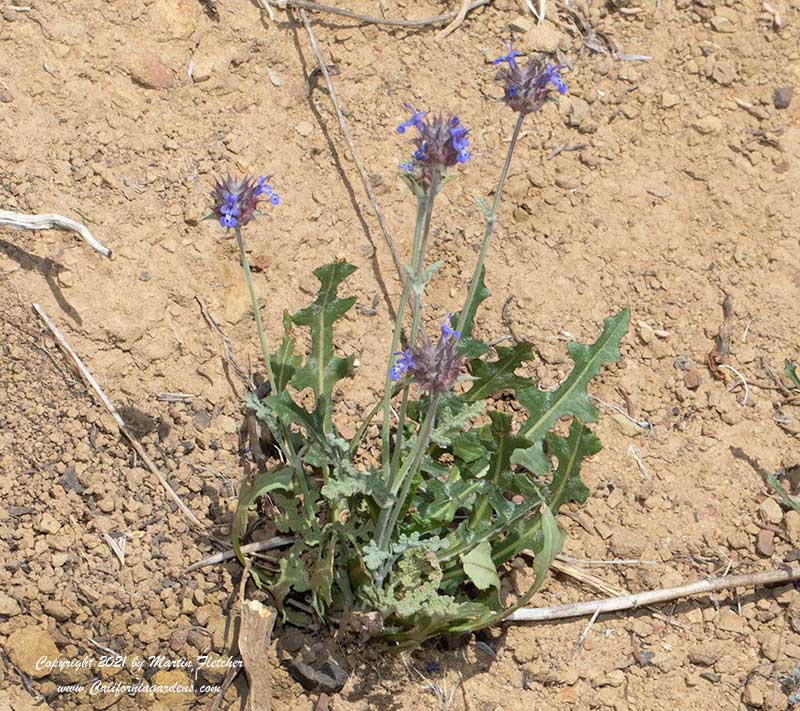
[{"x1": 225, "y1": 48, "x2": 630, "y2": 648}]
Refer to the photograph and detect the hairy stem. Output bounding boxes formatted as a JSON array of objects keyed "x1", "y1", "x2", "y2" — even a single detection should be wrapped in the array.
[
  {"x1": 235, "y1": 227, "x2": 277, "y2": 393},
  {"x1": 377, "y1": 392, "x2": 442, "y2": 554},
  {"x1": 389, "y1": 171, "x2": 441, "y2": 483},
  {"x1": 380, "y1": 196, "x2": 427, "y2": 480},
  {"x1": 457, "y1": 112, "x2": 526, "y2": 335}
]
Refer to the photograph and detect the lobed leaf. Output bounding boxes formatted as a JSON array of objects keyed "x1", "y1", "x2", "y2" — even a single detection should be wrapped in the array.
[
  {"x1": 461, "y1": 541, "x2": 500, "y2": 591},
  {"x1": 463, "y1": 343, "x2": 535, "y2": 402},
  {"x1": 291, "y1": 262, "x2": 358, "y2": 407},
  {"x1": 511, "y1": 307, "x2": 630, "y2": 476}
]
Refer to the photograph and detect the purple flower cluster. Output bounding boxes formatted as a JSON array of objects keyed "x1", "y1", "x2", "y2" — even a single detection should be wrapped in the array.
[
  {"x1": 396, "y1": 104, "x2": 470, "y2": 176},
  {"x1": 492, "y1": 45, "x2": 567, "y2": 115},
  {"x1": 210, "y1": 174, "x2": 279, "y2": 229},
  {"x1": 390, "y1": 315, "x2": 463, "y2": 395}
]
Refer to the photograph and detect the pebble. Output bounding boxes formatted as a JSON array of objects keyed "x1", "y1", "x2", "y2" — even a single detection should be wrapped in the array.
[
  {"x1": 756, "y1": 529, "x2": 775, "y2": 557},
  {"x1": 689, "y1": 642, "x2": 724, "y2": 666},
  {"x1": 519, "y1": 24, "x2": 564, "y2": 53},
  {"x1": 0, "y1": 592, "x2": 21, "y2": 616},
  {"x1": 742, "y1": 682, "x2": 764, "y2": 707},
  {"x1": 773, "y1": 86, "x2": 793, "y2": 109},
  {"x1": 711, "y1": 63, "x2": 736, "y2": 86},
  {"x1": 36, "y1": 512, "x2": 62, "y2": 535},
  {"x1": 716, "y1": 608, "x2": 747, "y2": 634},
  {"x1": 760, "y1": 631, "x2": 782, "y2": 661},
  {"x1": 784, "y1": 510, "x2": 800, "y2": 545},
  {"x1": 661, "y1": 92, "x2": 681, "y2": 108},
  {"x1": 568, "y1": 98, "x2": 591, "y2": 128},
  {"x1": 295, "y1": 121, "x2": 314, "y2": 137},
  {"x1": 5, "y1": 627, "x2": 61, "y2": 678},
  {"x1": 693, "y1": 115, "x2": 723, "y2": 135},
  {"x1": 759, "y1": 497, "x2": 783, "y2": 525},
  {"x1": 710, "y1": 15, "x2": 736, "y2": 32},
  {"x1": 127, "y1": 49, "x2": 175, "y2": 90}
]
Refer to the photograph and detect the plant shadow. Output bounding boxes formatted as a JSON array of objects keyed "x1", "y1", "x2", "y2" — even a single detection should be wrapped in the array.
[{"x1": 0, "y1": 238, "x2": 82, "y2": 324}]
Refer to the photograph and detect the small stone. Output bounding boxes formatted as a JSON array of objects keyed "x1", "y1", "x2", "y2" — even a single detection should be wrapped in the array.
[
  {"x1": 518, "y1": 24, "x2": 564, "y2": 53},
  {"x1": 742, "y1": 682, "x2": 764, "y2": 707},
  {"x1": 286, "y1": 658, "x2": 349, "y2": 693},
  {"x1": 568, "y1": 98, "x2": 591, "y2": 128},
  {"x1": 711, "y1": 63, "x2": 736, "y2": 86},
  {"x1": 727, "y1": 530, "x2": 750, "y2": 550},
  {"x1": 693, "y1": 115, "x2": 724, "y2": 135},
  {"x1": 0, "y1": 592, "x2": 21, "y2": 616},
  {"x1": 43, "y1": 600, "x2": 73, "y2": 622},
  {"x1": 710, "y1": 15, "x2": 736, "y2": 32},
  {"x1": 508, "y1": 15, "x2": 534, "y2": 32},
  {"x1": 295, "y1": 121, "x2": 314, "y2": 137},
  {"x1": 0, "y1": 87, "x2": 12, "y2": 103},
  {"x1": 684, "y1": 369, "x2": 702, "y2": 390},
  {"x1": 5, "y1": 628, "x2": 61, "y2": 678},
  {"x1": 760, "y1": 498, "x2": 783, "y2": 525},
  {"x1": 127, "y1": 49, "x2": 174, "y2": 90},
  {"x1": 661, "y1": 92, "x2": 681, "y2": 109},
  {"x1": 36, "y1": 513, "x2": 62, "y2": 535},
  {"x1": 760, "y1": 632, "x2": 781, "y2": 661},
  {"x1": 689, "y1": 642, "x2": 724, "y2": 666},
  {"x1": 773, "y1": 86, "x2": 793, "y2": 109},
  {"x1": 717, "y1": 608, "x2": 747, "y2": 634},
  {"x1": 784, "y1": 510, "x2": 800, "y2": 545},
  {"x1": 97, "y1": 498, "x2": 115, "y2": 513},
  {"x1": 756, "y1": 529, "x2": 775, "y2": 557}
]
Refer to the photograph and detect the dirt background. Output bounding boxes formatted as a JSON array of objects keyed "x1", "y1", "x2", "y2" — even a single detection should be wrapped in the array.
[{"x1": 1, "y1": 0, "x2": 800, "y2": 708}]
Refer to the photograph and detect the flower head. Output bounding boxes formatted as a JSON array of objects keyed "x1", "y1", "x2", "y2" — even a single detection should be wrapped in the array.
[
  {"x1": 210, "y1": 174, "x2": 280, "y2": 229},
  {"x1": 396, "y1": 103, "x2": 470, "y2": 185},
  {"x1": 390, "y1": 349, "x2": 416, "y2": 381},
  {"x1": 387, "y1": 315, "x2": 463, "y2": 393},
  {"x1": 493, "y1": 46, "x2": 567, "y2": 115}
]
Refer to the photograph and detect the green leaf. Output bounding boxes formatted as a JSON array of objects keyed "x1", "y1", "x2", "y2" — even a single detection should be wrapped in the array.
[
  {"x1": 310, "y1": 532, "x2": 337, "y2": 613},
  {"x1": 461, "y1": 541, "x2": 500, "y2": 590},
  {"x1": 463, "y1": 343, "x2": 535, "y2": 402},
  {"x1": 453, "y1": 266, "x2": 490, "y2": 344},
  {"x1": 291, "y1": 262, "x2": 357, "y2": 405},
  {"x1": 534, "y1": 506, "x2": 565, "y2": 584},
  {"x1": 271, "y1": 334, "x2": 302, "y2": 393},
  {"x1": 272, "y1": 544, "x2": 311, "y2": 610},
  {"x1": 785, "y1": 360, "x2": 800, "y2": 390},
  {"x1": 494, "y1": 420, "x2": 598, "y2": 566},
  {"x1": 231, "y1": 467, "x2": 293, "y2": 567},
  {"x1": 512, "y1": 308, "x2": 629, "y2": 475},
  {"x1": 768, "y1": 473, "x2": 800, "y2": 515},
  {"x1": 430, "y1": 395, "x2": 486, "y2": 448}
]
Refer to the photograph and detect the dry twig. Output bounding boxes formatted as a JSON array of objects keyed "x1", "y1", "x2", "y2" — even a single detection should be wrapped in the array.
[
  {"x1": 508, "y1": 564, "x2": 800, "y2": 622},
  {"x1": 33, "y1": 304, "x2": 220, "y2": 541},
  {"x1": 186, "y1": 536, "x2": 296, "y2": 572},
  {"x1": 267, "y1": 0, "x2": 493, "y2": 28},
  {"x1": 296, "y1": 8, "x2": 403, "y2": 282},
  {"x1": 0, "y1": 209, "x2": 112, "y2": 258}
]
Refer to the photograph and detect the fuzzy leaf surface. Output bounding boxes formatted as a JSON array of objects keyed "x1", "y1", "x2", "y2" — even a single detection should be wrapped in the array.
[
  {"x1": 511, "y1": 308, "x2": 629, "y2": 475},
  {"x1": 463, "y1": 343, "x2": 535, "y2": 402},
  {"x1": 291, "y1": 262, "x2": 357, "y2": 402},
  {"x1": 461, "y1": 541, "x2": 500, "y2": 590}
]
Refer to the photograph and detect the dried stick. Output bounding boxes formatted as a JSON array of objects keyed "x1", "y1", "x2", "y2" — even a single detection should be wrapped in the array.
[
  {"x1": 239, "y1": 600, "x2": 277, "y2": 711},
  {"x1": 32, "y1": 303, "x2": 218, "y2": 540},
  {"x1": 0, "y1": 209, "x2": 112, "y2": 258},
  {"x1": 186, "y1": 536, "x2": 296, "y2": 572},
  {"x1": 435, "y1": 0, "x2": 472, "y2": 41},
  {"x1": 297, "y1": 8, "x2": 404, "y2": 283},
  {"x1": 550, "y1": 557, "x2": 685, "y2": 628},
  {"x1": 507, "y1": 564, "x2": 800, "y2": 622},
  {"x1": 268, "y1": 0, "x2": 493, "y2": 28}
]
